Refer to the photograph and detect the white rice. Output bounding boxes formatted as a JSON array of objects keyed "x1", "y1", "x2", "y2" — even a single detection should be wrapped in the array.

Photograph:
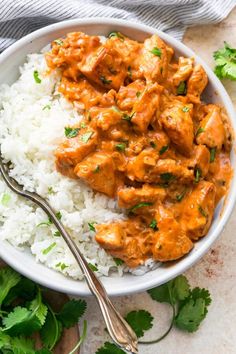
[{"x1": 0, "y1": 53, "x2": 158, "y2": 279}]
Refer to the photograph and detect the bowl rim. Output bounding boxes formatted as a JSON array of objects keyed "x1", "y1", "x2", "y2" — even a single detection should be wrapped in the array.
[{"x1": 0, "y1": 17, "x2": 236, "y2": 296}]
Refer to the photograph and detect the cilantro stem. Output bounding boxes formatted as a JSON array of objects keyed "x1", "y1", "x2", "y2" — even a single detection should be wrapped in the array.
[
  {"x1": 139, "y1": 304, "x2": 175, "y2": 345},
  {"x1": 68, "y1": 320, "x2": 87, "y2": 354}
]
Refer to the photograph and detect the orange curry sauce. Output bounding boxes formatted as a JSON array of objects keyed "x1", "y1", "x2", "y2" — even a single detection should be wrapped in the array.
[{"x1": 45, "y1": 31, "x2": 232, "y2": 268}]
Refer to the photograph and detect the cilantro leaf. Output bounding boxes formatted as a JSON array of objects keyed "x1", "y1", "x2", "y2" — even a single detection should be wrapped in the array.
[
  {"x1": 65, "y1": 127, "x2": 80, "y2": 139},
  {"x1": 113, "y1": 258, "x2": 124, "y2": 266},
  {"x1": 2, "y1": 288, "x2": 47, "y2": 336},
  {"x1": 88, "y1": 263, "x2": 98, "y2": 272},
  {"x1": 0, "y1": 267, "x2": 21, "y2": 307},
  {"x1": 148, "y1": 281, "x2": 172, "y2": 304},
  {"x1": 148, "y1": 275, "x2": 190, "y2": 305},
  {"x1": 213, "y1": 42, "x2": 236, "y2": 81},
  {"x1": 36, "y1": 349, "x2": 52, "y2": 354},
  {"x1": 57, "y1": 299, "x2": 87, "y2": 328},
  {"x1": 29, "y1": 291, "x2": 48, "y2": 326},
  {"x1": 129, "y1": 202, "x2": 153, "y2": 213},
  {"x1": 175, "y1": 298, "x2": 206, "y2": 332},
  {"x1": 1, "y1": 193, "x2": 11, "y2": 206},
  {"x1": 40, "y1": 306, "x2": 62, "y2": 350},
  {"x1": 150, "y1": 47, "x2": 162, "y2": 57},
  {"x1": 96, "y1": 342, "x2": 126, "y2": 354},
  {"x1": 4, "y1": 277, "x2": 36, "y2": 305},
  {"x1": 191, "y1": 287, "x2": 212, "y2": 306},
  {"x1": 80, "y1": 131, "x2": 93, "y2": 143},
  {"x1": 0, "y1": 332, "x2": 11, "y2": 349},
  {"x1": 125, "y1": 310, "x2": 153, "y2": 338},
  {"x1": 2, "y1": 306, "x2": 34, "y2": 334},
  {"x1": 11, "y1": 336, "x2": 35, "y2": 354},
  {"x1": 33, "y1": 70, "x2": 41, "y2": 84}
]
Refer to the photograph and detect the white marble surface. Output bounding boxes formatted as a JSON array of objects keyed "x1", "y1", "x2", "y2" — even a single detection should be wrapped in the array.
[{"x1": 80, "y1": 8, "x2": 236, "y2": 354}]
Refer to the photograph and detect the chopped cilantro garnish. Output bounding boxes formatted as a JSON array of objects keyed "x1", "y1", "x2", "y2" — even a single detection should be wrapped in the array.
[
  {"x1": 129, "y1": 202, "x2": 153, "y2": 213},
  {"x1": 56, "y1": 262, "x2": 68, "y2": 270},
  {"x1": 128, "y1": 66, "x2": 132, "y2": 77},
  {"x1": 159, "y1": 145, "x2": 169, "y2": 155},
  {"x1": 93, "y1": 165, "x2": 100, "y2": 173},
  {"x1": 150, "y1": 141, "x2": 156, "y2": 148},
  {"x1": 88, "y1": 263, "x2": 98, "y2": 272},
  {"x1": 48, "y1": 186, "x2": 54, "y2": 194},
  {"x1": 210, "y1": 147, "x2": 216, "y2": 163},
  {"x1": 149, "y1": 219, "x2": 158, "y2": 230},
  {"x1": 115, "y1": 143, "x2": 126, "y2": 151},
  {"x1": 1, "y1": 193, "x2": 11, "y2": 206},
  {"x1": 33, "y1": 70, "x2": 41, "y2": 84},
  {"x1": 196, "y1": 127, "x2": 205, "y2": 136},
  {"x1": 160, "y1": 173, "x2": 175, "y2": 183},
  {"x1": 80, "y1": 131, "x2": 93, "y2": 143},
  {"x1": 56, "y1": 211, "x2": 62, "y2": 220},
  {"x1": 80, "y1": 122, "x2": 87, "y2": 128},
  {"x1": 182, "y1": 106, "x2": 189, "y2": 112},
  {"x1": 42, "y1": 242, "x2": 56, "y2": 255},
  {"x1": 113, "y1": 258, "x2": 124, "y2": 266},
  {"x1": 65, "y1": 127, "x2": 80, "y2": 139},
  {"x1": 176, "y1": 189, "x2": 187, "y2": 202},
  {"x1": 54, "y1": 231, "x2": 61, "y2": 237},
  {"x1": 99, "y1": 76, "x2": 112, "y2": 85},
  {"x1": 122, "y1": 112, "x2": 134, "y2": 122},
  {"x1": 88, "y1": 222, "x2": 97, "y2": 232},
  {"x1": 54, "y1": 39, "x2": 64, "y2": 45},
  {"x1": 177, "y1": 81, "x2": 186, "y2": 95},
  {"x1": 194, "y1": 168, "x2": 201, "y2": 183},
  {"x1": 150, "y1": 47, "x2": 162, "y2": 57},
  {"x1": 198, "y1": 205, "x2": 207, "y2": 217},
  {"x1": 136, "y1": 91, "x2": 141, "y2": 98},
  {"x1": 108, "y1": 31, "x2": 124, "y2": 40},
  {"x1": 42, "y1": 104, "x2": 51, "y2": 110}
]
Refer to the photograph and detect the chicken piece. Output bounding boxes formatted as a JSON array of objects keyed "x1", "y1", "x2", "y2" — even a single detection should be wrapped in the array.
[
  {"x1": 172, "y1": 57, "x2": 194, "y2": 86},
  {"x1": 102, "y1": 219, "x2": 151, "y2": 267},
  {"x1": 154, "y1": 159, "x2": 194, "y2": 184},
  {"x1": 187, "y1": 64, "x2": 208, "y2": 103},
  {"x1": 80, "y1": 42, "x2": 127, "y2": 90},
  {"x1": 180, "y1": 181, "x2": 216, "y2": 240},
  {"x1": 196, "y1": 105, "x2": 225, "y2": 149},
  {"x1": 106, "y1": 35, "x2": 142, "y2": 80},
  {"x1": 55, "y1": 129, "x2": 98, "y2": 178},
  {"x1": 74, "y1": 152, "x2": 120, "y2": 197},
  {"x1": 139, "y1": 34, "x2": 169, "y2": 82},
  {"x1": 95, "y1": 223, "x2": 125, "y2": 250},
  {"x1": 220, "y1": 110, "x2": 233, "y2": 152},
  {"x1": 148, "y1": 130, "x2": 170, "y2": 154},
  {"x1": 118, "y1": 184, "x2": 166, "y2": 209},
  {"x1": 126, "y1": 149, "x2": 159, "y2": 183},
  {"x1": 59, "y1": 77, "x2": 105, "y2": 111},
  {"x1": 188, "y1": 145, "x2": 210, "y2": 177},
  {"x1": 131, "y1": 83, "x2": 163, "y2": 133},
  {"x1": 116, "y1": 80, "x2": 146, "y2": 111},
  {"x1": 208, "y1": 152, "x2": 232, "y2": 204},
  {"x1": 152, "y1": 205, "x2": 193, "y2": 261},
  {"x1": 89, "y1": 106, "x2": 122, "y2": 131},
  {"x1": 160, "y1": 101, "x2": 194, "y2": 156},
  {"x1": 46, "y1": 32, "x2": 101, "y2": 81}
]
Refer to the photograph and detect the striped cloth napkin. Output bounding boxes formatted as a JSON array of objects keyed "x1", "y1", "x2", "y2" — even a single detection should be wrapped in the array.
[{"x1": 0, "y1": 0, "x2": 236, "y2": 51}]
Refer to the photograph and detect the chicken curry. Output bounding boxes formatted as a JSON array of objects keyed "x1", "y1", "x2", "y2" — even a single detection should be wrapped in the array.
[{"x1": 46, "y1": 31, "x2": 232, "y2": 268}]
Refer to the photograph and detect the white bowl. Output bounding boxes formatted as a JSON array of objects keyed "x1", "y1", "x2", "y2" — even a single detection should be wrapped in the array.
[{"x1": 0, "y1": 18, "x2": 236, "y2": 297}]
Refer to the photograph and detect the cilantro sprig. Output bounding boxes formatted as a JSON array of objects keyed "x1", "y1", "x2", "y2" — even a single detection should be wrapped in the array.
[
  {"x1": 213, "y1": 42, "x2": 236, "y2": 80},
  {"x1": 0, "y1": 266, "x2": 87, "y2": 353}
]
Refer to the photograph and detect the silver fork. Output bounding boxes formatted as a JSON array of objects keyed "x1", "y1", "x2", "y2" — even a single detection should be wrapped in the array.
[{"x1": 0, "y1": 150, "x2": 138, "y2": 354}]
